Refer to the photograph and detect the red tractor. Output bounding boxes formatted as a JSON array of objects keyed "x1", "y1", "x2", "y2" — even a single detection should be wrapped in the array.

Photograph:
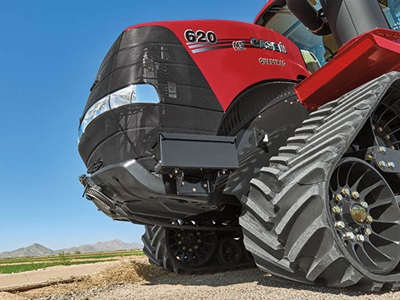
[{"x1": 78, "y1": 0, "x2": 400, "y2": 291}]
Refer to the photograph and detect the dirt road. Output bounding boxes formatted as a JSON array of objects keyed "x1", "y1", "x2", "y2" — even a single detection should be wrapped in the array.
[{"x1": 1, "y1": 257, "x2": 400, "y2": 300}]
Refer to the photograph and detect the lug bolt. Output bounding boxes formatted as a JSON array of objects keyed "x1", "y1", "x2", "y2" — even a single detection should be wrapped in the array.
[
  {"x1": 378, "y1": 161, "x2": 387, "y2": 168},
  {"x1": 182, "y1": 246, "x2": 187, "y2": 250},
  {"x1": 388, "y1": 162, "x2": 395, "y2": 169},
  {"x1": 177, "y1": 233, "x2": 182, "y2": 237},
  {"x1": 335, "y1": 194, "x2": 343, "y2": 202},
  {"x1": 356, "y1": 234, "x2": 365, "y2": 242},
  {"x1": 203, "y1": 184, "x2": 208, "y2": 188},
  {"x1": 335, "y1": 221, "x2": 346, "y2": 230},
  {"x1": 189, "y1": 248, "x2": 193, "y2": 252},
  {"x1": 197, "y1": 239, "x2": 202, "y2": 243},
  {"x1": 351, "y1": 191, "x2": 360, "y2": 200},
  {"x1": 197, "y1": 232, "x2": 201, "y2": 236},
  {"x1": 345, "y1": 232, "x2": 355, "y2": 240},
  {"x1": 178, "y1": 241, "x2": 182, "y2": 245},
  {"x1": 365, "y1": 228, "x2": 372, "y2": 236},
  {"x1": 341, "y1": 188, "x2": 350, "y2": 197},
  {"x1": 360, "y1": 201, "x2": 369, "y2": 209},
  {"x1": 386, "y1": 135, "x2": 391, "y2": 141},
  {"x1": 174, "y1": 169, "x2": 179, "y2": 174},
  {"x1": 378, "y1": 127, "x2": 383, "y2": 132},
  {"x1": 366, "y1": 215, "x2": 373, "y2": 223},
  {"x1": 192, "y1": 188, "x2": 197, "y2": 192},
  {"x1": 366, "y1": 154, "x2": 374, "y2": 162},
  {"x1": 378, "y1": 146, "x2": 386, "y2": 154},
  {"x1": 391, "y1": 146, "x2": 396, "y2": 150},
  {"x1": 194, "y1": 245, "x2": 199, "y2": 250},
  {"x1": 332, "y1": 206, "x2": 342, "y2": 214}
]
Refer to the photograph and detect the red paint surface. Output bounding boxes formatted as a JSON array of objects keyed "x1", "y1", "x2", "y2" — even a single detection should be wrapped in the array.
[
  {"x1": 295, "y1": 29, "x2": 400, "y2": 109},
  {"x1": 126, "y1": 20, "x2": 309, "y2": 111}
]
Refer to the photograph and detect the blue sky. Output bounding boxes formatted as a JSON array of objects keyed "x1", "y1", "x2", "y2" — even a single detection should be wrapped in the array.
[{"x1": 0, "y1": 0, "x2": 267, "y2": 252}]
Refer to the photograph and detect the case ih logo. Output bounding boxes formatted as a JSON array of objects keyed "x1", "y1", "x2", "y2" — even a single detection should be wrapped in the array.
[
  {"x1": 250, "y1": 38, "x2": 287, "y2": 54},
  {"x1": 232, "y1": 40, "x2": 246, "y2": 51}
]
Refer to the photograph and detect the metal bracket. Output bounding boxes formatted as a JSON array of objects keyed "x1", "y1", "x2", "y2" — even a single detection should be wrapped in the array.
[{"x1": 365, "y1": 146, "x2": 400, "y2": 173}]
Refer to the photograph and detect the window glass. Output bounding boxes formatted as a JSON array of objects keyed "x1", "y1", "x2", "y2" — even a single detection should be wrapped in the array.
[
  {"x1": 379, "y1": 0, "x2": 400, "y2": 30},
  {"x1": 264, "y1": 5, "x2": 338, "y2": 67}
]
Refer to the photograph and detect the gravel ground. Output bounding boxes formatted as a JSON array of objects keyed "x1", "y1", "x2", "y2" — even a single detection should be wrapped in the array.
[{"x1": 18, "y1": 266, "x2": 400, "y2": 300}]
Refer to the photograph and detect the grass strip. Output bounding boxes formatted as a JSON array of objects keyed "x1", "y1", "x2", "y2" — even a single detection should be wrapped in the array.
[
  {"x1": 0, "y1": 259, "x2": 119, "y2": 274},
  {"x1": 0, "y1": 250, "x2": 144, "y2": 265}
]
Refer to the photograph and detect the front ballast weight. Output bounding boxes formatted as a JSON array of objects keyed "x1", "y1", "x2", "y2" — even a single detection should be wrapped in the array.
[
  {"x1": 79, "y1": 132, "x2": 239, "y2": 226},
  {"x1": 153, "y1": 133, "x2": 238, "y2": 197},
  {"x1": 240, "y1": 72, "x2": 400, "y2": 291}
]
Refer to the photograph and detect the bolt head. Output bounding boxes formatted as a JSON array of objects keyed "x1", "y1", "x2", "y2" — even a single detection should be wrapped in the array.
[
  {"x1": 197, "y1": 239, "x2": 202, "y2": 243},
  {"x1": 194, "y1": 245, "x2": 199, "y2": 249},
  {"x1": 391, "y1": 146, "x2": 396, "y2": 150},
  {"x1": 178, "y1": 241, "x2": 182, "y2": 245},
  {"x1": 351, "y1": 191, "x2": 360, "y2": 200},
  {"x1": 378, "y1": 161, "x2": 387, "y2": 168},
  {"x1": 177, "y1": 233, "x2": 182, "y2": 237},
  {"x1": 388, "y1": 162, "x2": 395, "y2": 169},
  {"x1": 356, "y1": 234, "x2": 365, "y2": 242},
  {"x1": 366, "y1": 215, "x2": 373, "y2": 223},
  {"x1": 197, "y1": 232, "x2": 201, "y2": 236},
  {"x1": 365, "y1": 228, "x2": 372, "y2": 236},
  {"x1": 386, "y1": 135, "x2": 391, "y2": 140},
  {"x1": 366, "y1": 154, "x2": 374, "y2": 162},
  {"x1": 360, "y1": 201, "x2": 369, "y2": 209},
  {"x1": 192, "y1": 188, "x2": 197, "y2": 192},
  {"x1": 189, "y1": 248, "x2": 193, "y2": 252},
  {"x1": 182, "y1": 246, "x2": 187, "y2": 250},
  {"x1": 378, "y1": 146, "x2": 386, "y2": 154},
  {"x1": 332, "y1": 206, "x2": 342, "y2": 214},
  {"x1": 335, "y1": 221, "x2": 345, "y2": 230},
  {"x1": 335, "y1": 194, "x2": 343, "y2": 202},
  {"x1": 341, "y1": 188, "x2": 350, "y2": 197},
  {"x1": 345, "y1": 232, "x2": 355, "y2": 240},
  {"x1": 378, "y1": 127, "x2": 383, "y2": 132}
]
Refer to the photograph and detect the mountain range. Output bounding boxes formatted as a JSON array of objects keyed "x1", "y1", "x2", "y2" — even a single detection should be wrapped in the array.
[{"x1": 0, "y1": 239, "x2": 142, "y2": 258}]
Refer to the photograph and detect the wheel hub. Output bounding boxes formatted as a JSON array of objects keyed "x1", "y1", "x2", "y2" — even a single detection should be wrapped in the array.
[
  {"x1": 329, "y1": 158, "x2": 400, "y2": 274},
  {"x1": 350, "y1": 205, "x2": 367, "y2": 223}
]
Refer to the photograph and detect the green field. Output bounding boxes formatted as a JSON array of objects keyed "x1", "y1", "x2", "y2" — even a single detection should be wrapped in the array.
[{"x1": 0, "y1": 250, "x2": 144, "y2": 274}]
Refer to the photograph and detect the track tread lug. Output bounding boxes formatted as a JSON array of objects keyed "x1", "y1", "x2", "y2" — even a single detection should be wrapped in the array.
[
  {"x1": 279, "y1": 145, "x2": 301, "y2": 155},
  {"x1": 295, "y1": 125, "x2": 318, "y2": 135}
]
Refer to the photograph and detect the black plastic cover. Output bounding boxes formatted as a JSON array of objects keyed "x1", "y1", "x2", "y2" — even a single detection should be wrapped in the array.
[{"x1": 82, "y1": 25, "x2": 223, "y2": 120}]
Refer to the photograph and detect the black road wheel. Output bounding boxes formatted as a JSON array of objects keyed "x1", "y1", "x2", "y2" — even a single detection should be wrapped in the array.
[
  {"x1": 166, "y1": 227, "x2": 218, "y2": 268},
  {"x1": 216, "y1": 237, "x2": 244, "y2": 266},
  {"x1": 239, "y1": 73, "x2": 400, "y2": 291}
]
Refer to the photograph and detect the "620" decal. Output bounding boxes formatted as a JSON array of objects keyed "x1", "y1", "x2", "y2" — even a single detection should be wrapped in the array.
[{"x1": 184, "y1": 29, "x2": 217, "y2": 44}]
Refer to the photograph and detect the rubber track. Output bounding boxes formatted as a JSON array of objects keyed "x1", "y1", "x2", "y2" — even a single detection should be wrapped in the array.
[{"x1": 240, "y1": 72, "x2": 400, "y2": 291}]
